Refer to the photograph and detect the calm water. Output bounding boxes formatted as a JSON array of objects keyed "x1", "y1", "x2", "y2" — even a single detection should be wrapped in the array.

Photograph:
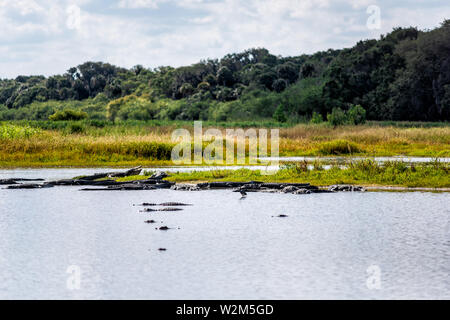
[{"x1": 1, "y1": 169, "x2": 450, "y2": 300}]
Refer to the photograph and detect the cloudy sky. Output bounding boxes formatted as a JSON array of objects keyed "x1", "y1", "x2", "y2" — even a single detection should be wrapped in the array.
[{"x1": 0, "y1": 0, "x2": 449, "y2": 78}]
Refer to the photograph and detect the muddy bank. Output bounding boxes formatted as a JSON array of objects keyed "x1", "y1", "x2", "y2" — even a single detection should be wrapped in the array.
[
  {"x1": 2, "y1": 168, "x2": 367, "y2": 194},
  {"x1": 4, "y1": 167, "x2": 444, "y2": 193}
]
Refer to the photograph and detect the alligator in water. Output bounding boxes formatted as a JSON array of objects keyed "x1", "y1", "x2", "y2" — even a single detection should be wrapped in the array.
[
  {"x1": 6, "y1": 183, "x2": 54, "y2": 189},
  {"x1": 159, "y1": 202, "x2": 192, "y2": 206},
  {"x1": 141, "y1": 208, "x2": 184, "y2": 212},
  {"x1": 137, "y1": 202, "x2": 192, "y2": 207}
]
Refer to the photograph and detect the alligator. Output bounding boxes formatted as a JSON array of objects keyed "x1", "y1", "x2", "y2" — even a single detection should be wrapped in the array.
[
  {"x1": 6, "y1": 183, "x2": 54, "y2": 189},
  {"x1": 159, "y1": 202, "x2": 192, "y2": 206},
  {"x1": 1, "y1": 178, "x2": 45, "y2": 185},
  {"x1": 141, "y1": 208, "x2": 158, "y2": 212},
  {"x1": 158, "y1": 208, "x2": 184, "y2": 212},
  {"x1": 75, "y1": 166, "x2": 143, "y2": 181},
  {"x1": 171, "y1": 184, "x2": 200, "y2": 191},
  {"x1": 150, "y1": 172, "x2": 169, "y2": 180},
  {"x1": 141, "y1": 208, "x2": 184, "y2": 212},
  {"x1": 329, "y1": 185, "x2": 366, "y2": 192}
]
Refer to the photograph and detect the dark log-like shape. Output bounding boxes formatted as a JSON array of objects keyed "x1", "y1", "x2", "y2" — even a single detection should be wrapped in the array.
[
  {"x1": 75, "y1": 166, "x2": 143, "y2": 181},
  {"x1": 260, "y1": 183, "x2": 312, "y2": 189},
  {"x1": 159, "y1": 202, "x2": 192, "y2": 206},
  {"x1": 328, "y1": 185, "x2": 366, "y2": 192},
  {"x1": 1, "y1": 178, "x2": 45, "y2": 185},
  {"x1": 198, "y1": 182, "x2": 250, "y2": 189},
  {"x1": 76, "y1": 173, "x2": 109, "y2": 181},
  {"x1": 6, "y1": 183, "x2": 54, "y2": 189},
  {"x1": 80, "y1": 184, "x2": 156, "y2": 191},
  {"x1": 47, "y1": 179, "x2": 122, "y2": 186},
  {"x1": 0, "y1": 179, "x2": 18, "y2": 185},
  {"x1": 108, "y1": 166, "x2": 142, "y2": 178},
  {"x1": 150, "y1": 172, "x2": 168, "y2": 180},
  {"x1": 200, "y1": 181, "x2": 319, "y2": 191}
]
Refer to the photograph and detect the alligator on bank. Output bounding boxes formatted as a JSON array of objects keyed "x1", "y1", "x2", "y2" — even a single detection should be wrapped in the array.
[
  {"x1": 0, "y1": 178, "x2": 45, "y2": 185},
  {"x1": 6, "y1": 183, "x2": 54, "y2": 189},
  {"x1": 73, "y1": 166, "x2": 143, "y2": 181},
  {"x1": 3, "y1": 168, "x2": 366, "y2": 193}
]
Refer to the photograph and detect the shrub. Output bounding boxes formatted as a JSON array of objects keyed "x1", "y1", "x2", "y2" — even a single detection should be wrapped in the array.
[
  {"x1": 310, "y1": 112, "x2": 323, "y2": 124},
  {"x1": 272, "y1": 79, "x2": 287, "y2": 93},
  {"x1": 318, "y1": 139, "x2": 362, "y2": 155},
  {"x1": 0, "y1": 123, "x2": 41, "y2": 139},
  {"x1": 273, "y1": 105, "x2": 287, "y2": 122},
  {"x1": 49, "y1": 109, "x2": 88, "y2": 121},
  {"x1": 327, "y1": 107, "x2": 347, "y2": 127},
  {"x1": 197, "y1": 82, "x2": 210, "y2": 91},
  {"x1": 347, "y1": 104, "x2": 366, "y2": 125},
  {"x1": 68, "y1": 123, "x2": 85, "y2": 134}
]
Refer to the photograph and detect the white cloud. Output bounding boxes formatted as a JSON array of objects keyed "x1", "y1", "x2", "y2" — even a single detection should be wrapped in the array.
[
  {"x1": 117, "y1": 0, "x2": 166, "y2": 9},
  {"x1": 0, "y1": 0, "x2": 449, "y2": 78}
]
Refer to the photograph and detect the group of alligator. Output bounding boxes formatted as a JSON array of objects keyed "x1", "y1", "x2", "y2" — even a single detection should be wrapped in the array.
[
  {"x1": 1, "y1": 166, "x2": 366, "y2": 193},
  {"x1": 2, "y1": 167, "x2": 367, "y2": 253},
  {"x1": 135, "y1": 202, "x2": 193, "y2": 252}
]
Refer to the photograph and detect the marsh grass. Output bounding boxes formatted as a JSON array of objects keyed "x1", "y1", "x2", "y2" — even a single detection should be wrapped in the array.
[
  {"x1": 0, "y1": 123, "x2": 41, "y2": 139},
  {"x1": 166, "y1": 160, "x2": 450, "y2": 188},
  {"x1": 318, "y1": 140, "x2": 363, "y2": 155},
  {"x1": 0, "y1": 121, "x2": 449, "y2": 167}
]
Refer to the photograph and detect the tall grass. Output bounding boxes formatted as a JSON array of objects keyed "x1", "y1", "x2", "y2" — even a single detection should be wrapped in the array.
[
  {"x1": 0, "y1": 121, "x2": 449, "y2": 167},
  {"x1": 166, "y1": 160, "x2": 450, "y2": 188},
  {"x1": 0, "y1": 123, "x2": 41, "y2": 139},
  {"x1": 318, "y1": 140, "x2": 363, "y2": 155}
]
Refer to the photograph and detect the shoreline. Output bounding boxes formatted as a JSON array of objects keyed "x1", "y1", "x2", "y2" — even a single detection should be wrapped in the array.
[{"x1": 1, "y1": 166, "x2": 449, "y2": 192}]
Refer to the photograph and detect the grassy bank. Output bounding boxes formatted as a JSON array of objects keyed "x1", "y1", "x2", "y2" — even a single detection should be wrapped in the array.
[
  {"x1": 163, "y1": 161, "x2": 450, "y2": 188},
  {"x1": 0, "y1": 121, "x2": 449, "y2": 167}
]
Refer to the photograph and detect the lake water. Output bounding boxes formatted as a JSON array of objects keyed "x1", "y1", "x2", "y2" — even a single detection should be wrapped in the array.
[{"x1": 1, "y1": 169, "x2": 450, "y2": 300}]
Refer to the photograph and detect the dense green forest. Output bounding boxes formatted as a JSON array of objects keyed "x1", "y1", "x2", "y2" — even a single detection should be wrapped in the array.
[{"x1": 1, "y1": 20, "x2": 449, "y2": 123}]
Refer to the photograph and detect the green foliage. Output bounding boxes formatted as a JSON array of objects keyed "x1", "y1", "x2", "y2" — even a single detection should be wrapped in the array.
[
  {"x1": 327, "y1": 107, "x2": 347, "y2": 126},
  {"x1": 0, "y1": 123, "x2": 41, "y2": 139},
  {"x1": 1, "y1": 22, "x2": 450, "y2": 122},
  {"x1": 273, "y1": 105, "x2": 287, "y2": 122},
  {"x1": 49, "y1": 109, "x2": 88, "y2": 121},
  {"x1": 166, "y1": 161, "x2": 450, "y2": 188},
  {"x1": 318, "y1": 140, "x2": 363, "y2": 155},
  {"x1": 272, "y1": 79, "x2": 287, "y2": 93},
  {"x1": 310, "y1": 112, "x2": 323, "y2": 124},
  {"x1": 347, "y1": 104, "x2": 366, "y2": 125},
  {"x1": 68, "y1": 123, "x2": 85, "y2": 134}
]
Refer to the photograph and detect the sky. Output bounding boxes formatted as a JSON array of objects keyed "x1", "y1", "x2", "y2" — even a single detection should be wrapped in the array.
[{"x1": 0, "y1": 0, "x2": 449, "y2": 78}]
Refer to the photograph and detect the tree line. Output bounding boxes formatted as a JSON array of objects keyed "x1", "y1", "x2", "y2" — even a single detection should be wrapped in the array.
[{"x1": 1, "y1": 20, "x2": 449, "y2": 122}]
